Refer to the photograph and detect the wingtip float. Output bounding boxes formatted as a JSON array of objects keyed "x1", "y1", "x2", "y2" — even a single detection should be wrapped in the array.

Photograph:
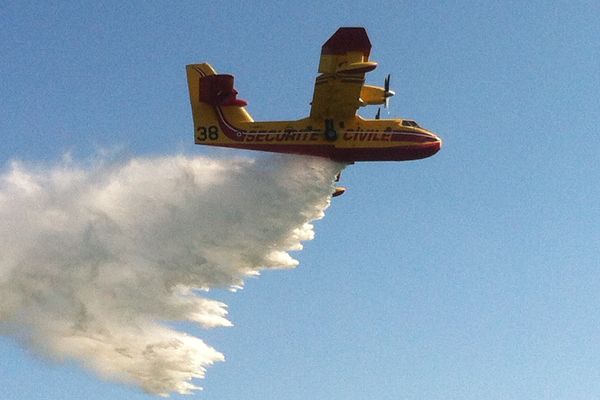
[{"x1": 186, "y1": 27, "x2": 442, "y2": 197}]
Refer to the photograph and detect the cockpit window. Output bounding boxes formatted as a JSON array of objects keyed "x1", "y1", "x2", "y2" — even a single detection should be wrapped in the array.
[{"x1": 402, "y1": 120, "x2": 420, "y2": 128}]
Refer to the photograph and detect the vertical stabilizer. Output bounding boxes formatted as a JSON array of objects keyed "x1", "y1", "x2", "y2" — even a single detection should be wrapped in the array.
[{"x1": 186, "y1": 64, "x2": 253, "y2": 144}]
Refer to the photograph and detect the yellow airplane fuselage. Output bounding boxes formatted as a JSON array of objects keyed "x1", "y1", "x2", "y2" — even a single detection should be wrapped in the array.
[{"x1": 198, "y1": 113, "x2": 441, "y2": 163}]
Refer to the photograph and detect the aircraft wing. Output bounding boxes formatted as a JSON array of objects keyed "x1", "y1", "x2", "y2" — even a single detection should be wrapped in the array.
[{"x1": 309, "y1": 27, "x2": 378, "y2": 120}]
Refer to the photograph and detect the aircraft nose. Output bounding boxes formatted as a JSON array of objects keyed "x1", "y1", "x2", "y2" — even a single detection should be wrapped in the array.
[
  {"x1": 430, "y1": 133, "x2": 442, "y2": 149},
  {"x1": 421, "y1": 131, "x2": 442, "y2": 157},
  {"x1": 421, "y1": 129, "x2": 441, "y2": 144}
]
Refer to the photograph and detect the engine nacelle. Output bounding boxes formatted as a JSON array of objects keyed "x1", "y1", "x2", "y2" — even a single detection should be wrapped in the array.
[{"x1": 359, "y1": 84, "x2": 386, "y2": 106}]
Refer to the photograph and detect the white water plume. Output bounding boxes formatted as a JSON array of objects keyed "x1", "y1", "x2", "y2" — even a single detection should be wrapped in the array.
[{"x1": 0, "y1": 154, "x2": 343, "y2": 395}]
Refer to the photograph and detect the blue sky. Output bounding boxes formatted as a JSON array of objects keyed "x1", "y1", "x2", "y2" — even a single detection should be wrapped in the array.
[{"x1": 1, "y1": 1, "x2": 599, "y2": 399}]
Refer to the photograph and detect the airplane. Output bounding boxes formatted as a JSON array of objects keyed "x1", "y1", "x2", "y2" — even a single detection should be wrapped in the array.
[{"x1": 186, "y1": 27, "x2": 441, "y2": 196}]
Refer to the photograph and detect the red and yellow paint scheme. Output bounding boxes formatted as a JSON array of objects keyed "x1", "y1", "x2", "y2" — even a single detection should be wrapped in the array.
[{"x1": 186, "y1": 27, "x2": 441, "y2": 196}]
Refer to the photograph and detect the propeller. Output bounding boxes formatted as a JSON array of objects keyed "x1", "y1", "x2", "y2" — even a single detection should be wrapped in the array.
[
  {"x1": 383, "y1": 74, "x2": 395, "y2": 108},
  {"x1": 375, "y1": 108, "x2": 381, "y2": 120}
]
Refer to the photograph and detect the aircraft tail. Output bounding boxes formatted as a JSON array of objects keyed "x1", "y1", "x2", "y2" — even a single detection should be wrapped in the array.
[{"x1": 186, "y1": 63, "x2": 253, "y2": 144}]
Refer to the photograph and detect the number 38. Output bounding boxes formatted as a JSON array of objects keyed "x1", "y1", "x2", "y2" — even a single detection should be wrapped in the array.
[{"x1": 197, "y1": 125, "x2": 219, "y2": 141}]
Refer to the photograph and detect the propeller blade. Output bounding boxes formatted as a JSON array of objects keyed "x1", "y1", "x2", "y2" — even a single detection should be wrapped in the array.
[
  {"x1": 375, "y1": 108, "x2": 381, "y2": 119},
  {"x1": 383, "y1": 74, "x2": 394, "y2": 108}
]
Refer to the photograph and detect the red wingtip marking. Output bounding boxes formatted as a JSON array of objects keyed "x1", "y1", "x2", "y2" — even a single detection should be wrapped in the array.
[{"x1": 321, "y1": 27, "x2": 371, "y2": 57}]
